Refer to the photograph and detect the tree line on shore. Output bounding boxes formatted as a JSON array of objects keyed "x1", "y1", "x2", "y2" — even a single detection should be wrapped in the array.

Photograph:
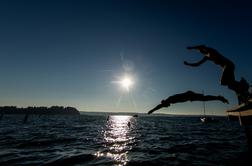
[{"x1": 0, "y1": 106, "x2": 80, "y2": 115}]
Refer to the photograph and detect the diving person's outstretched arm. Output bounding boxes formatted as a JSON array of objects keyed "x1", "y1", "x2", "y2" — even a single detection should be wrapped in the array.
[
  {"x1": 148, "y1": 104, "x2": 163, "y2": 114},
  {"x1": 184, "y1": 56, "x2": 208, "y2": 67},
  {"x1": 187, "y1": 45, "x2": 206, "y2": 50},
  {"x1": 148, "y1": 102, "x2": 170, "y2": 114}
]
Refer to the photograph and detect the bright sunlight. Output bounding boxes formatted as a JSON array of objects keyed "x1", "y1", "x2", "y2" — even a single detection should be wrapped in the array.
[
  {"x1": 120, "y1": 76, "x2": 133, "y2": 91},
  {"x1": 111, "y1": 74, "x2": 135, "y2": 93}
]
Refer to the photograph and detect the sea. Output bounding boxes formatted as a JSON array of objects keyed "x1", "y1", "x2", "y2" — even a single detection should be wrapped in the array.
[{"x1": 0, "y1": 113, "x2": 251, "y2": 166}]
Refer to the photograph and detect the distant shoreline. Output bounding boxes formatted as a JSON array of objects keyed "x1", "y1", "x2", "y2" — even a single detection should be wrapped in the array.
[
  {"x1": 79, "y1": 111, "x2": 226, "y2": 117},
  {"x1": 0, "y1": 106, "x2": 80, "y2": 115}
]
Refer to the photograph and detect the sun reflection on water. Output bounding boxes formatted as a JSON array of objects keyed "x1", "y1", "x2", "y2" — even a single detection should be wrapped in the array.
[{"x1": 95, "y1": 115, "x2": 136, "y2": 166}]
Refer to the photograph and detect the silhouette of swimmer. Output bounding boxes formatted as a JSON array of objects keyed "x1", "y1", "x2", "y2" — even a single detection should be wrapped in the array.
[
  {"x1": 127, "y1": 122, "x2": 131, "y2": 128},
  {"x1": 148, "y1": 91, "x2": 229, "y2": 114},
  {"x1": 185, "y1": 45, "x2": 251, "y2": 104},
  {"x1": 184, "y1": 45, "x2": 235, "y2": 86}
]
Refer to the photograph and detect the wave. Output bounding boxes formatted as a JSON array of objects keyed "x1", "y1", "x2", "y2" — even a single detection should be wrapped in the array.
[
  {"x1": 42, "y1": 153, "x2": 95, "y2": 166},
  {"x1": 16, "y1": 138, "x2": 77, "y2": 148}
]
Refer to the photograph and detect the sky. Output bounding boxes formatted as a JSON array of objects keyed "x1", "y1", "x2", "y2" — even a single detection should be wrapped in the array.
[{"x1": 0, "y1": 0, "x2": 252, "y2": 115}]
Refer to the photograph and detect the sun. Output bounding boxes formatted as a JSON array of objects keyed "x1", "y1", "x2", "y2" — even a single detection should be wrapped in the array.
[
  {"x1": 121, "y1": 77, "x2": 133, "y2": 91},
  {"x1": 111, "y1": 74, "x2": 134, "y2": 92},
  {"x1": 119, "y1": 76, "x2": 133, "y2": 92}
]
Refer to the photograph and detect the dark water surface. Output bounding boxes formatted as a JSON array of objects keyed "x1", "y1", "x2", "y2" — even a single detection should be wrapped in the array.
[{"x1": 0, "y1": 113, "x2": 250, "y2": 165}]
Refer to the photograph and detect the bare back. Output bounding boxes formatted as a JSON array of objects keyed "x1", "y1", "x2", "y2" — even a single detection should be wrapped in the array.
[{"x1": 201, "y1": 47, "x2": 233, "y2": 67}]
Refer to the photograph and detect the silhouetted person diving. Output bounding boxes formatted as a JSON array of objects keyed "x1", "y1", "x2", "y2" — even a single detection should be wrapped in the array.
[
  {"x1": 184, "y1": 45, "x2": 235, "y2": 86},
  {"x1": 185, "y1": 45, "x2": 250, "y2": 104},
  {"x1": 148, "y1": 91, "x2": 229, "y2": 114}
]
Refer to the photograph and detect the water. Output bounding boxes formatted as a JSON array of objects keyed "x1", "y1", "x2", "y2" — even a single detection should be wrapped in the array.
[{"x1": 0, "y1": 113, "x2": 250, "y2": 166}]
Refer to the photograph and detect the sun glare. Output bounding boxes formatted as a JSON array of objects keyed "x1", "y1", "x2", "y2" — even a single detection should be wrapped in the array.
[
  {"x1": 120, "y1": 76, "x2": 133, "y2": 91},
  {"x1": 111, "y1": 74, "x2": 135, "y2": 93}
]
